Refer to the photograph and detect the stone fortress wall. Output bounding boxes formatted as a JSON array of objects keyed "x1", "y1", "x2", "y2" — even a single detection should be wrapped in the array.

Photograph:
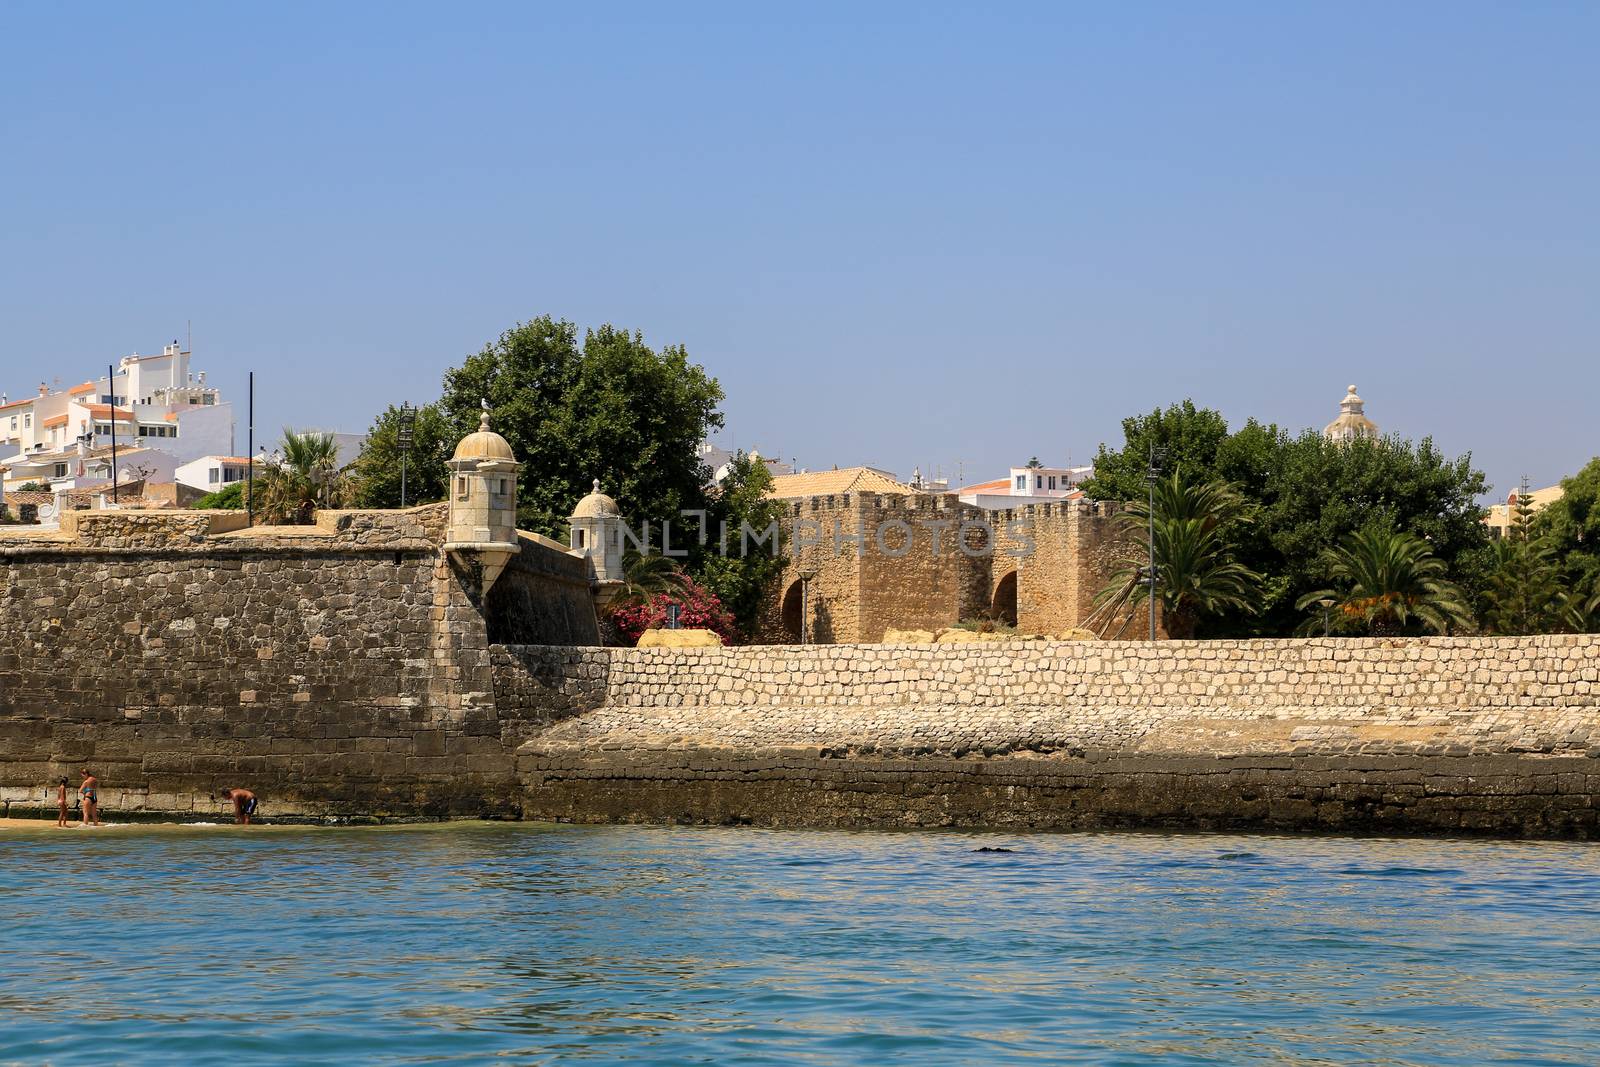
[
  {"x1": 0, "y1": 505, "x2": 596, "y2": 818},
  {"x1": 517, "y1": 636, "x2": 1600, "y2": 837},
  {"x1": 3, "y1": 493, "x2": 1599, "y2": 838},
  {"x1": 758, "y1": 493, "x2": 1154, "y2": 643}
]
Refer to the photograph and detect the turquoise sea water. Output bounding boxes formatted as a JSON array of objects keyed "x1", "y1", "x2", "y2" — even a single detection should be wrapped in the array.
[{"x1": 2, "y1": 823, "x2": 1598, "y2": 1065}]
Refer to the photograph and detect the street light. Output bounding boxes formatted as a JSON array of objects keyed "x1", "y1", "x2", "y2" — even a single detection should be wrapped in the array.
[{"x1": 397, "y1": 402, "x2": 416, "y2": 509}]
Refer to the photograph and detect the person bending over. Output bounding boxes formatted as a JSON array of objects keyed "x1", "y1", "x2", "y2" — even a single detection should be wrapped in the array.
[{"x1": 218, "y1": 788, "x2": 258, "y2": 825}]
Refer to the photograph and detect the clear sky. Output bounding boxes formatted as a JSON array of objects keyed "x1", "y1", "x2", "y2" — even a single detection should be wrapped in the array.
[{"x1": 2, "y1": 2, "x2": 1595, "y2": 498}]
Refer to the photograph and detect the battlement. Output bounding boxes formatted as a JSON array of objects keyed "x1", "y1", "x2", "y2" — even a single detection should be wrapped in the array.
[{"x1": 0, "y1": 503, "x2": 448, "y2": 554}]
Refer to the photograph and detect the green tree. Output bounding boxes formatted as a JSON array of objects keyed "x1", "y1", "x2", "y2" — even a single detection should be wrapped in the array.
[
  {"x1": 610, "y1": 549, "x2": 691, "y2": 610},
  {"x1": 698, "y1": 452, "x2": 788, "y2": 639},
  {"x1": 1099, "y1": 473, "x2": 1265, "y2": 639},
  {"x1": 1534, "y1": 457, "x2": 1600, "y2": 594},
  {"x1": 1479, "y1": 477, "x2": 1564, "y2": 635},
  {"x1": 352, "y1": 402, "x2": 455, "y2": 508},
  {"x1": 194, "y1": 482, "x2": 245, "y2": 509},
  {"x1": 1295, "y1": 526, "x2": 1473, "y2": 636},
  {"x1": 1079, "y1": 401, "x2": 1232, "y2": 501},
  {"x1": 439, "y1": 316, "x2": 724, "y2": 539},
  {"x1": 1558, "y1": 584, "x2": 1600, "y2": 634},
  {"x1": 256, "y1": 429, "x2": 353, "y2": 524},
  {"x1": 1244, "y1": 431, "x2": 1488, "y2": 635}
]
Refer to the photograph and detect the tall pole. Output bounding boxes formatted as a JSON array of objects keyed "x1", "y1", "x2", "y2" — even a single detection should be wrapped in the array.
[
  {"x1": 108, "y1": 363, "x2": 118, "y2": 505},
  {"x1": 246, "y1": 371, "x2": 254, "y2": 525},
  {"x1": 1147, "y1": 443, "x2": 1161, "y2": 642},
  {"x1": 397, "y1": 401, "x2": 415, "y2": 508}
]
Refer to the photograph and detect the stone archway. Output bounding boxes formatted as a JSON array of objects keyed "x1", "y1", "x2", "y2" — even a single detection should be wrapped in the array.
[
  {"x1": 992, "y1": 570, "x2": 1018, "y2": 627},
  {"x1": 780, "y1": 579, "x2": 804, "y2": 642}
]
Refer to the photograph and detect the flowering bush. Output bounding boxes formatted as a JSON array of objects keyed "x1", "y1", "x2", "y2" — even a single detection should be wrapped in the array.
[{"x1": 609, "y1": 577, "x2": 738, "y2": 645}]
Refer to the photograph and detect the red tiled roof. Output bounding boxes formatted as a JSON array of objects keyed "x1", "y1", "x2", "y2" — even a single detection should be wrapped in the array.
[
  {"x1": 957, "y1": 478, "x2": 1012, "y2": 494},
  {"x1": 67, "y1": 381, "x2": 96, "y2": 396},
  {"x1": 41, "y1": 414, "x2": 69, "y2": 429}
]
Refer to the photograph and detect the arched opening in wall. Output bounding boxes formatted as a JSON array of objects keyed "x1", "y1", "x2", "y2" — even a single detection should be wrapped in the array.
[
  {"x1": 992, "y1": 570, "x2": 1018, "y2": 628},
  {"x1": 780, "y1": 580, "x2": 804, "y2": 642}
]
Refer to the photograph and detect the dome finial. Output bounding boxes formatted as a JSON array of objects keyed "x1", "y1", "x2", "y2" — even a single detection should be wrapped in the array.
[
  {"x1": 592, "y1": 478, "x2": 601, "y2": 493},
  {"x1": 478, "y1": 398, "x2": 491, "y2": 433}
]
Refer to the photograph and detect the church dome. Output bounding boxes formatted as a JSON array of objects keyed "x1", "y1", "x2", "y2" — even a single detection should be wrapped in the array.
[
  {"x1": 571, "y1": 479, "x2": 620, "y2": 519},
  {"x1": 1324, "y1": 384, "x2": 1379, "y2": 442},
  {"x1": 452, "y1": 407, "x2": 516, "y2": 462}
]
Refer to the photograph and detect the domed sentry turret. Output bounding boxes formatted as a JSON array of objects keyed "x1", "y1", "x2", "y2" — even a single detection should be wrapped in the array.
[
  {"x1": 444, "y1": 404, "x2": 522, "y2": 596},
  {"x1": 570, "y1": 479, "x2": 625, "y2": 607}
]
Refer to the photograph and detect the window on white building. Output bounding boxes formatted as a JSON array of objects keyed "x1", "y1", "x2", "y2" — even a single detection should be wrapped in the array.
[
  {"x1": 1036, "y1": 475, "x2": 1043, "y2": 489},
  {"x1": 1048, "y1": 476, "x2": 1056, "y2": 490},
  {"x1": 1015, "y1": 475, "x2": 1026, "y2": 491},
  {"x1": 53, "y1": 463, "x2": 67, "y2": 478}
]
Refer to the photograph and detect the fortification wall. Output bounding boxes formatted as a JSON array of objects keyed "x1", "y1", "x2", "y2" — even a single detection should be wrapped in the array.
[
  {"x1": 0, "y1": 506, "x2": 597, "y2": 819},
  {"x1": 760, "y1": 494, "x2": 1154, "y2": 643},
  {"x1": 517, "y1": 636, "x2": 1600, "y2": 837}
]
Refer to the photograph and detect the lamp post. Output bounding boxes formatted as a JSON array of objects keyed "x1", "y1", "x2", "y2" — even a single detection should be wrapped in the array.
[
  {"x1": 1145, "y1": 444, "x2": 1165, "y2": 642},
  {"x1": 397, "y1": 402, "x2": 416, "y2": 508}
]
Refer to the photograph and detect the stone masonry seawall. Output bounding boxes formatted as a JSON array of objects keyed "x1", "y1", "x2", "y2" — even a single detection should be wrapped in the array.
[{"x1": 517, "y1": 636, "x2": 1600, "y2": 838}]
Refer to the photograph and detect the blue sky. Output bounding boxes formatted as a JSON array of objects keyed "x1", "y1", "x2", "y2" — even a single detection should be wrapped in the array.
[{"x1": 2, "y1": 2, "x2": 1595, "y2": 497}]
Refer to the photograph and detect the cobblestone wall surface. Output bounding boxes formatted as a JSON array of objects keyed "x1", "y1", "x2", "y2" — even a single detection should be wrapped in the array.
[{"x1": 516, "y1": 636, "x2": 1600, "y2": 837}]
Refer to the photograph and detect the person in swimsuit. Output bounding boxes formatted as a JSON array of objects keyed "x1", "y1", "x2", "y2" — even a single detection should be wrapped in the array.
[
  {"x1": 218, "y1": 788, "x2": 259, "y2": 825},
  {"x1": 79, "y1": 768, "x2": 102, "y2": 827},
  {"x1": 53, "y1": 777, "x2": 70, "y2": 827}
]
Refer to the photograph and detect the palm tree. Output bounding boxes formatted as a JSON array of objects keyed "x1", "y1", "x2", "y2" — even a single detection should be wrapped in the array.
[
  {"x1": 609, "y1": 549, "x2": 690, "y2": 611},
  {"x1": 1558, "y1": 583, "x2": 1600, "y2": 634},
  {"x1": 1295, "y1": 526, "x2": 1472, "y2": 636},
  {"x1": 1097, "y1": 474, "x2": 1264, "y2": 639},
  {"x1": 256, "y1": 430, "x2": 351, "y2": 524}
]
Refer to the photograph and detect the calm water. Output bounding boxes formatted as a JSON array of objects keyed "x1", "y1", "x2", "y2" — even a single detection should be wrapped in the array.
[{"x1": 2, "y1": 823, "x2": 1598, "y2": 1065}]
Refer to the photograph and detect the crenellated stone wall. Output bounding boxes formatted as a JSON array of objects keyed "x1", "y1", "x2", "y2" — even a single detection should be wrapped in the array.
[{"x1": 758, "y1": 493, "x2": 1152, "y2": 643}]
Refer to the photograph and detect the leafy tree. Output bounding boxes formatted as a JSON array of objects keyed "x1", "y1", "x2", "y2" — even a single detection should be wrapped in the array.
[
  {"x1": 1025, "y1": 456, "x2": 1042, "y2": 469},
  {"x1": 610, "y1": 549, "x2": 691, "y2": 610},
  {"x1": 1080, "y1": 401, "x2": 1232, "y2": 501},
  {"x1": 255, "y1": 429, "x2": 353, "y2": 524},
  {"x1": 698, "y1": 452, "x2": 788, "y2": 639},
  {"x1": 439, "y1": 316, "x2": 724, "y2": 539},
  {"x1": 352, "y1": 402, "x2": 455, "y2": 508},
  {"x1": 1295, "y1": 526, "x2": 1473, "y2": 636},
  {"x1": 1252, "y1": 432, "x2": 1489, "y2": 635},
  {"x1": 194, "y1": 482, "x2": 246, "y2": 509},
  {"x1": 1099, "y1": 473, "x2": 1265, "y2": 639},
  {"x1": 1479, "y1": 477, "x2": 1564, "y2": 634},
  {"x1": 1558, "y1": 584, "x2": 1600, "y2": 634},
  {"x1": 1534, "y1": 457, "x2": 1600, "y2": 593}
]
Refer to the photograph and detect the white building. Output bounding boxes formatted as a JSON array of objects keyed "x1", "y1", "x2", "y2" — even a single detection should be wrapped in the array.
[
  {"x1": 1, "y1": 440, "x2": 179, "y2": 493},
  {"x1": 697, "y1": 440, "x2": 794, "y2": 485},
  {"x1": 176, "y1": 455, "x2": 259, "y2": 493},
  {"x1": 958, "y1": 463, "x2": 1092, "y2": 510},
  {"x1": 1, "y1": 342, "x2": 235, "y2": 490}
]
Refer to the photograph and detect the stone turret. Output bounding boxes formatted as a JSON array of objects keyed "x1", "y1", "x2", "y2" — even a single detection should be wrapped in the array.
[
  {"x1": 444, "y1": 405, "x2": 522, "y2": 596},
  {"x1": 570, "y1": 479, "x2": 624, "y2": 607}
]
